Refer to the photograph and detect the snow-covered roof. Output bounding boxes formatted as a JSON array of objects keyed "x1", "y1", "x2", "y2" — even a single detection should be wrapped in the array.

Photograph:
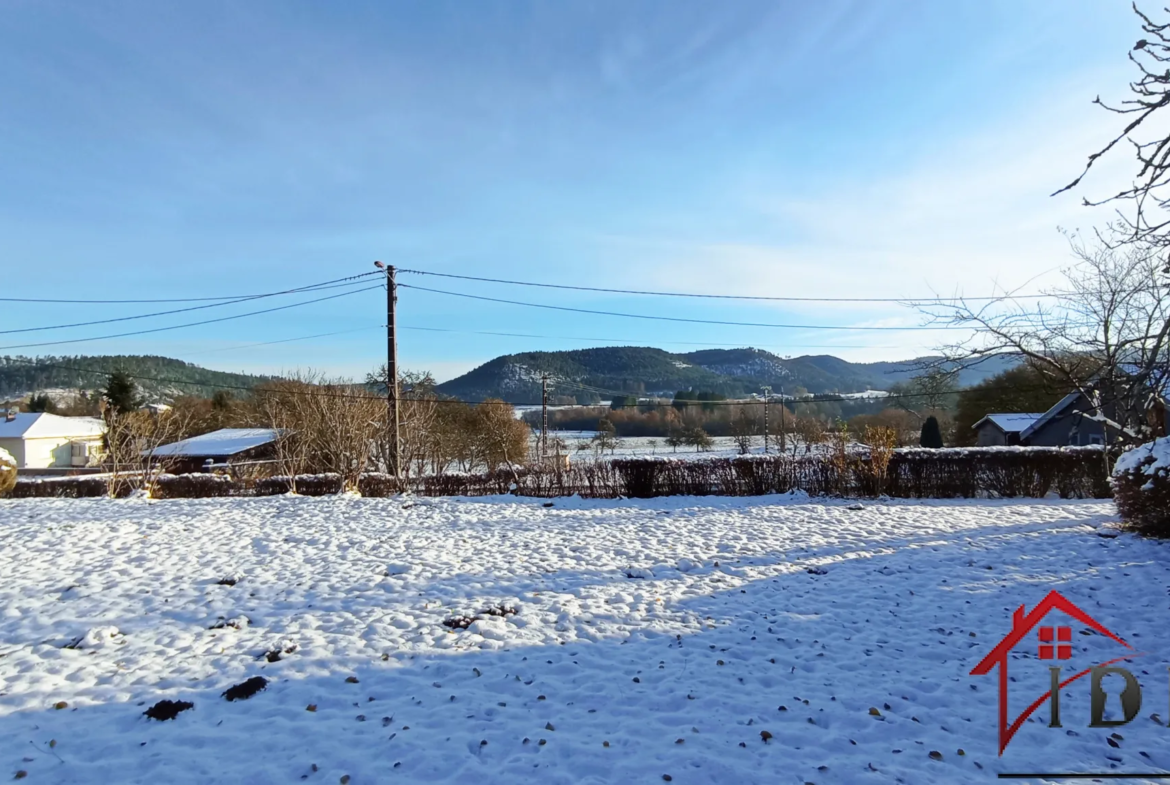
[
  {"x1": 149, "y1": 428, "x2": 280, "y2": 458},
  {"x1": 971, "y1": 413, "x2": 1044, "y2": 433},
  {"x1": 0, "y1": 413, "x2": 104, "y2": 440},
  {"x1": 1020, "y1": 392, "x2": 1084, "y2": 440}
]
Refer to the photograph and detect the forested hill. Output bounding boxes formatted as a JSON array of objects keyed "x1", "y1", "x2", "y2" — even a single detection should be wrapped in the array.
[
  {"x1": 435, "y1": 346, "x2": 1017, "y2": 402},
  {"x1": 0, "y1": 355, "x2": 273, "y2": 401}
]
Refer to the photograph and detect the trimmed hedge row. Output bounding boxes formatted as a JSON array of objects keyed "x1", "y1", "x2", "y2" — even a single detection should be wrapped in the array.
[
  {"x1": 6, "y1": 447, "x2": 1115, "y2": 500},
  {"x1": 9, "y1": 477, "x2": 127, "y2": 498}
]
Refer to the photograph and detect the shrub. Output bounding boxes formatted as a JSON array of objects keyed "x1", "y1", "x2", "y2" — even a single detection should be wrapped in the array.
[
  {"x1": 357, "y1": 473, "x2": 402, "y2": 497},
  {"x1": 10, "y1": 476, "x2": 111, "y2": 498},
  {"x1": 0, "y1": 447, "x2": 15, "y2": 497},
  {"x1": 1112, "y1": 438, "x2": 1170, "y2": 537},
  {"x1": 152, "y1": 474, "x2": 241, "y2": 499},
  {"x1": 255, "y1": 473, "x2": 343, "y2": 496},
  {"x1": 612, "y1": 459, "x2": 662, "y2": 498}
]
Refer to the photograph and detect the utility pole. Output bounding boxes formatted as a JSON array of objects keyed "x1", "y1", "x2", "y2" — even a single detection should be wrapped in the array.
[
  {"x1": 779, "y1": 385, "x2": 787, "y2": 456},
  {"x1": 761, "y1": 385, "x2": 771, "y2": 454},
  {"x1": 375, "y1": 261, "x2": 400, "y2": 483},
  {"x1": 541, "y1": 373, "x2": 549, "y2": 463}
]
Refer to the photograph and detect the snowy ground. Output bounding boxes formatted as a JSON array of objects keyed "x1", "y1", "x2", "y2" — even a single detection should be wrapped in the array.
[
  {"x1": 1, "y1": 495, "x2": 1168, "y2": 784},
  {"x1": 547, "y1": 432, "x2": 819, "y2": 460}
]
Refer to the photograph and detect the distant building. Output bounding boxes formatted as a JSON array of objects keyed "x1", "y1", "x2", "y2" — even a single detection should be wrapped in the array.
[
  {"x1": 971, "y1": 413, "x2": 1044, "y2": 447},
  {"x1": 1018, "y1": 392, "x2": 1109, "y2": 447},
  {"x1": 0, "y1": 411, "x2": 104, "y2": 469},
  {"x1": 974, "y1": 389, "x2": 1170, "y2": 447},
  {"x1": 148, "y1": 428, "x2": 280, "y2": 474}
]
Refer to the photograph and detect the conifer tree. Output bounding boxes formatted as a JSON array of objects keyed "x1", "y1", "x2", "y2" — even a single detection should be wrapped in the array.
[
  {"x1": 103, "y1": 370, "x2": 142, "y2": 415},
  {"x1": 919, "y1": 415, "x2": 944, "y2": 448}
]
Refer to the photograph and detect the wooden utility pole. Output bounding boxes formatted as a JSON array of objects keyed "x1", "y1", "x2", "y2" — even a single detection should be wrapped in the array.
[
  {"x1": 541, "y1": 373, "x2": 549, "y2": 462},
  {"x1": 376, "y1": 262, "x2": 401, "y2": 482},
  {"x1": 779, "y1": 385, "x2": 787, "y2": 455},
  {"x1": 761, "y1": 385, "x2": 771, "y2": 454}
]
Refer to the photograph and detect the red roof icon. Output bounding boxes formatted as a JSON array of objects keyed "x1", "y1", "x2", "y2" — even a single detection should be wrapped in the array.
[{"x1": 969, "y1": 589, "x2": 1134, "y2": 754}]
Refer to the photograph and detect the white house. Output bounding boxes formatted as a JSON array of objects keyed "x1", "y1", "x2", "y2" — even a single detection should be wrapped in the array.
[{"x1": 0, "y1": 411, "x2": 105, "y2": 469}]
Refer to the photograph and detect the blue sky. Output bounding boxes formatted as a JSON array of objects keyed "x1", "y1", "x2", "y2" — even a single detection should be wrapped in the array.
[{"x1": 0, "y1": 1, "x2": 1141, "y2": 382}]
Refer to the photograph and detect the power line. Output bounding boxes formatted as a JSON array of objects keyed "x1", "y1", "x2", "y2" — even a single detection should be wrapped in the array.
[
  {"x1": 398, "y1": 324, "x2": 901, "y2": 350},
  {"x1": 0, "y1": 277, "x2": 378, "y2": 336},
  {"x1": 0, "y1": 272, "x2": 381, "y2": 305},
  {"x1": 399, "y1": 268, "x2": 1053, "y2": 304},
  {"x1": 0, "y1": 285, "x2": 382, "y2": 352},
  {"x1": 399, "y1": 283, "x2": 961, "y2": 332},
  {"x1": 185, "y1": 325, "x2": 387, "y2": 357},
  {"x1": 172, "y1": 323, "x2": 905, "y2": 360}
]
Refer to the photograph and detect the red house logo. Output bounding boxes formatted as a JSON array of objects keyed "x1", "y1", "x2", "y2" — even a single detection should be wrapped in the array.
[{"x1": 969, "y1": 590, "x2": 1140, "y2": 755}]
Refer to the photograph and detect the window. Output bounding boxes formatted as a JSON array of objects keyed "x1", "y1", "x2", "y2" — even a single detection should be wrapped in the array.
[
  {"x1": 1038, "y1": 626, "x2": 1072, "y2": 660},
  {"x1": 1088, "y1": 434, "x2": 1104, "y2": 445}
]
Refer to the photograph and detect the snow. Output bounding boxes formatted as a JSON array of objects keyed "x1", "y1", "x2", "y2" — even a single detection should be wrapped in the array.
[
  {"x1": 1, "y1": 494, "x2": 1166, "y2": 783},
  {"x1": 972, "y1": 413, "x2": 1044, "y2": 433},
  {"x1": 552, "y1": 433, "x2": 823, "y2": 460},
  {"x1": 0, "y1": 413, "x2": 103, "y2": 440},
  {"x1": 0, "y1": 446, "x2": 14, "y2": 472},
  {"x1": 1114, "y1": 436, "x2": 1170, "y2": 477},
  {"x1": 834, "y1": 390, "x2": 891, "y2": 400},
  {"x1": 149, "y1": 428, "x2": 279, "y2": 458}
]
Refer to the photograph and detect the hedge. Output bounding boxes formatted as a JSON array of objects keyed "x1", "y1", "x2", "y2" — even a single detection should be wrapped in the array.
[
  {"x1": 5, "y1": 446, "x2": 1115, "y2": 501},
  {"x1": 9, "y1": 476, "x2": 128, "y2": 498}
]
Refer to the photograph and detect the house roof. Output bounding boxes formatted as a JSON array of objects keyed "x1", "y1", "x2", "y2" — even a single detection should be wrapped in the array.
[
  {"x1": 1019, "y1": 392, "x2": 1084, "y2": 440},
  {"x1": 971, "y1": 413, "x2": 1044, "y2": 433},
  {"x1": 149, "y1": 428, "x2": 279, "y2": 458},
  {"x1": 0, "y1": 413, "x2": 104, "y2": 440}
]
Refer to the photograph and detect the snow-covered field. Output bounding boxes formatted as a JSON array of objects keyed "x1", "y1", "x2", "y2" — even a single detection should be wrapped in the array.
[
  {"x1": 1, "y1": 494, "x2": 1167, "y2": 784},
  {"x1": 548, "y1": 433, "x2": 820, "y2": 460}
]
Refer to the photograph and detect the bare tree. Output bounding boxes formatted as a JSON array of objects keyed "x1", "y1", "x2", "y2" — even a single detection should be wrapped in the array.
[
  {"x1": 1055, "y1": 4, "x2": 1170, "y2": 274},
  {"x1": 470, "y1": 399, "x2": 530, "y2": 473},
  {"x1": 253, "y1": 379, "x2": 312, "y2": 492},
  {"x1": 302, "y1": 376, "x2": 383, "y2": 492},
  {"x1": 684, "y1": 426, "x2": 714, "y2": 453},
  {"x1": 431, "y1": 401, "x2": 474, "y2": 473},
  {"x1": 920, "y1": 236, "x2": 1169, "y2": 444},
  {"x1": 592, "y1": 418, "x2": 618, "y2": 456},
  {"x1": 367, "y1": 366, "x2": 442, "y2": 482},
  {"x1": 791, "y1": 415, "x2": 826, "y2": 456},
  {"x1": 103, "y1": 404, "x2": 194, "y2": 497},
  {"x1": 730, "y1": 406, "x2": 756, "y2": 455},
  {"x1": 862, "y1": 425, "x2": 898, "y2": 495},
  {"x1": 890, "y1": 368, "x2": 959, "y2": 418}
]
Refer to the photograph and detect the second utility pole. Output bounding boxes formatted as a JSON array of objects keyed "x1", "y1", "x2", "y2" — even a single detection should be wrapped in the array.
[
  {"x1": 541, "y1": 373, "x2": 549, "y2": 462},
  {"x1": 380, "y1": 262, "x2": 401, "y2": 484},
  {"x1": 761, "y1": 385, "x2": 771, "y2": 454},
  {"x1": 779, "y1": 385, "x2": 786, "y2": 455}
]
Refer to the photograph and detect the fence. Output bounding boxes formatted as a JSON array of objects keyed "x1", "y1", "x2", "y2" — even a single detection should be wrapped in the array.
[{"x1": 7, "y1": 446, "x2": 1115, "y2": 500}]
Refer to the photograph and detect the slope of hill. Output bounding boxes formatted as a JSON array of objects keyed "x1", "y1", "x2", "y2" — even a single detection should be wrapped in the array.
[
  {"x1": 436, "y1": 346, "x2": 1019, "y2": 401},
  {"x1": 435, "y1": 347, "x2": 730, "y2": 402},
  {"x1": 0, "y1": 355, "x2": 273, "y2": 402}
]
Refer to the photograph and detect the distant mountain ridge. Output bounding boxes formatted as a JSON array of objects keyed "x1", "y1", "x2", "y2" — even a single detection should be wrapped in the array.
[
  {"x1": 0, "y1": 355, "x2": 274, "y2": 401},
  {"x1": 435, "y1": 346, "x2": 1017, "y2": 402},
  {"x1": 0, "y1": 349, "x2": 1019, "y2": 406}
]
